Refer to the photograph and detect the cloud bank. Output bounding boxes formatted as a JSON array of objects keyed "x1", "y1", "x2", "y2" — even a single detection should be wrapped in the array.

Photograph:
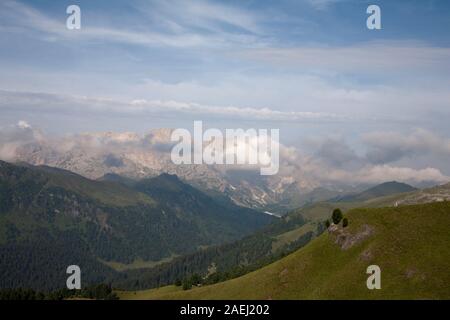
[
  {"x1": 0, "y1": 89, "x2": 346, "y2": 123},
  {"x1": 1, "y1": 122, "x2": 448, "y2": 188}
]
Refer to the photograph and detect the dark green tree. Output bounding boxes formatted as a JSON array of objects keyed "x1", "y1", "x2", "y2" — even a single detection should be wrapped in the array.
[
  {"x1": 332, "y1": 208, "x2": 343, "y2": 225},
  {"x1": 325, "y1": 220, "x2": 331, "y2": 228},
  {"x1": 182, "y1": 278, "x2": 192, "y2": 290},
  {"x1": 342, "y1": 218, "x2": 348, "y2": 228},
  {"x1": 190, "y1": 273, "x2": 202, "y2": 286}
]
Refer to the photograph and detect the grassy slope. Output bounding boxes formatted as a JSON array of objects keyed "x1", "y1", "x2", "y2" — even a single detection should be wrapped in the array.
[
  {"x1": 291, "y1": 191, "x2": 416, "y2": 222},
  {"x1": 117, "y1": 285, "x2": 183, "y2": 300},
  {"x1": 119, "y1": 201, "x2": 450, "y2": 300},
  {"x1": 337, "y1": 181, "x2": 417, "y2": 202},
  {"x1": 271, "y1": 222, "x2": 316, "y2": 253},
  {"x1": 40, "y1": 166, "x2": 155, "y2": 207}
]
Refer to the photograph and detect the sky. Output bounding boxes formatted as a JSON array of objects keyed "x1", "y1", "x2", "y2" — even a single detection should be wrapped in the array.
[{"x1": 1, "y1": 0, "x2": 450, "y2": 181}]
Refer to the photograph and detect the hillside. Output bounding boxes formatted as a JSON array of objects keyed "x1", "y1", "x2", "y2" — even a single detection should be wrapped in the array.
[
  {"x1": 290, "y1": 181, "x2": 450, "y2": 223},
  {"x1": 396, "y1": 182, "x2": 450, "y2": 205},
  {"x1": 119, "y1": 201, "x2": 450, "y2": 299},
  {"x1": 114, "y1": 181, "x2": 450, "y2": 291},
  {"x1": 335, "y1": 181, "x2": 417, "y2": 203},
  {"x1": 0, "y1": 161, "x2": 272, "y2": 290},
  {"x1": 113, "y1": 211, "x2": 320, "y2": 290}
]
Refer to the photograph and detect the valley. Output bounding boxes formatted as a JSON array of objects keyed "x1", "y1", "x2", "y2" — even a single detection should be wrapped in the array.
[{"x1": 0, "y1": 160, "x2": 272, "y2": 291}]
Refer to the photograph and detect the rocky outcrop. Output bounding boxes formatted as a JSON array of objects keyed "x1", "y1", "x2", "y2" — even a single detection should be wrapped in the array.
[{"x1": 328, "y1": 223, "x2": 374, "y2": 250}]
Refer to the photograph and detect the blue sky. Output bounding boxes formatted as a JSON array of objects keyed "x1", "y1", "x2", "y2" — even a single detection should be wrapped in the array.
[{"x1": 1, "y1": 0, "x2": 450, "y2": 180}]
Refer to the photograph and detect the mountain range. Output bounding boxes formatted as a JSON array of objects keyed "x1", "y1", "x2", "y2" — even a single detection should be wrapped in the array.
[
  {"x1": 0, "y1": 160, "x2": 271, "y2": 290},
  {"x1": 6, "y1": 129, "x2": 376, "y2": 212}
]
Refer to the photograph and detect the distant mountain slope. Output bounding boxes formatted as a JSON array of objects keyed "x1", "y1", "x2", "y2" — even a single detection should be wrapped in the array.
[
  {"x1": 113, "y1": 210, "x2": 321, "y2": 290},
  {"x1": 97, "y1": 173, "x2": 138, "y2": 188},
  {"x1": 335, "y1": 181, "x2": 417, "y2": 202},
  {"x1": 100, "y1": 172, "x2": 276, "y2": 237},
  {"x1": 122, "y1": 201, "x2": 450, "y2": 299},
  {"x1": 0, "y1": 161, "x2": 271, "y2": 290},
  {"x1": 134, "y1": 173, "x2": 273, "y2": 240},
  {"x1": 271, "y1": 181, "x2": 450, "y2": 225},
  {"x1": 396, "y1": 182, "x2": 450, "y2": 205}
]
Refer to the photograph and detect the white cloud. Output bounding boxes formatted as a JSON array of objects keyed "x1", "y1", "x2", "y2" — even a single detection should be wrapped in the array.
[
  {"x1": 139, "y1": 0, "x2": 263, "y2": 35},
  {"x1": 17, "y1": 120, "x2": 31, "y2": 129},
  {"x1": 321, "y1": 164, "x2": 448, "y2": 184},
  {"x1": 0, "y1": 89, "x2": 346, "y2": 122},
  {"x1": 236, "y1": 41, "x2": 450, "y2": 73},
  {"x1": 305, "y1": 0, "x2": 345, "y2": 10},
  {"x1": 276, "y1": 132, "x2": 450, "y2": 186},
  {"x1": 0, "y1": 0, "x2": 265, "y2": 48},
  {"x1": 289, "y1": 154, "x2": 449, "y2": 186},
  {"x1": 1, "y1": 123, "x2": 449, "y2": 186},
  {"x1": 363, "y1": 129, "x2": 450, "y2": 164},
  {"x1": 357, "y1": 165, "x2": 449, "y2": 184}
]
